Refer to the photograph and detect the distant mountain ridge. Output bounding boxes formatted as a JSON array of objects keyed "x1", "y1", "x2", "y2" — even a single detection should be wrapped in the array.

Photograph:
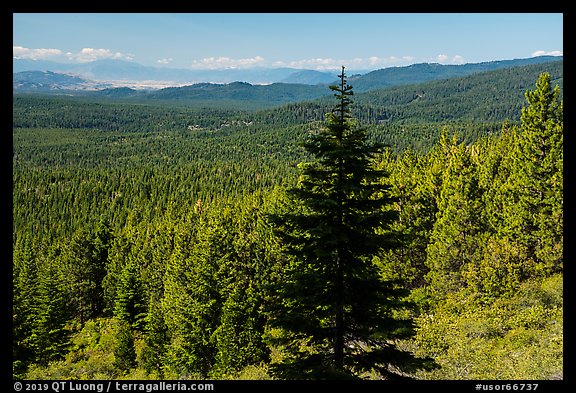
[
  {"x1": 13, "y1": 55, "x2": 561, "y2": 87},
  {"x1": 145, "y1": 81, "x2": 325, "y2": 100},
  {"x1": 349, "y1": 60, "x2": 564, "y2": 124},
  {"x1": 13, "y1": 56, "x2": 563, "y2": 111},
  {"x1": 348, "y1": 55, "x2": 563, "y2": 92},
  {"x1": 13, "y1": 60, "x2": 563, "y2": 126},
  {"x1": 279, "y1": 70, "x2": 337, "y2": 85},
  {"x1": 12, "y1": 58, "x2": 335, "y2": 85},
  {"x1": 12, "y1": 70, "x2": 112, "y2": 91}
]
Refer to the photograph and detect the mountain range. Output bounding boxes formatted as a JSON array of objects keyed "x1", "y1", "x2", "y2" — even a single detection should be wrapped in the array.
[
  {"x1": 12, "y1": 58, "x2": 339, "y2": 86},
  {"x1": 13, "y1": 71, "x2": 113, "y2": 91},
  {"x1": 13, "y1": 55, "x2": 562, "y2": 88},
  {"x1": 13, "y1": 56, "x2": 563, "y2": 110},
  {"x1": 13, "y1": 60, "x2": 563, "y2": 130}
]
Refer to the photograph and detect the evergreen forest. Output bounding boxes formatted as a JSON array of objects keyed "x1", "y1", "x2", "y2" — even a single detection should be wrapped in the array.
[{"x1": 12, "y1": 61, "x2": 563, "y2": 381}]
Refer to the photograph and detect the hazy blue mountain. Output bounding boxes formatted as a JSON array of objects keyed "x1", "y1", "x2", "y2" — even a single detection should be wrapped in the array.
[
  {"x1": 280, "y1": 70, "x2": 338, "y2": 85},
  {"x1": 14, "y1": 59, "x2": 191, "y2": 82},
  {"x1": 13, "y1": 70, "x2": 111, "y2": 91},
  {"x1": 14, "y1": 57, "x2": 563, "y2": 112},
  {"x1": 13, "y1": 59, "x2": 563, "y2": 117},
  {"x1": 14, "y1": 56, "x2": 561, "y2": 90},
  {"x1": 193, "y1": 68, "x2": 313, "y2": 84},
  {"x1": 13, "y1": 58, "x2": 325, "y2": 85},
  {"x1": 138, "y1": 57, "x2": 563, "y2": 109},
  {"x1": 12, "y1": 69, "x2": 330, "y2": 106},
  {"x1": 66, "y1": 60, "x2": 305, "y2": 84},
  {"x1": 12, "y1": 59, "x2": 67, "y2": 73}
]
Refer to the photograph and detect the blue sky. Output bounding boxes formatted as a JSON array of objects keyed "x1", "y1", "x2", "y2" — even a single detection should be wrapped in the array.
[{"x1": 13, "y1": 13, "x2": 563, "y2": 71}]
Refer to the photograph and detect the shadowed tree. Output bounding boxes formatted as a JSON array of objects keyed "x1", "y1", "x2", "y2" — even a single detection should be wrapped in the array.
[{"x1": 268, "y1": 66, "x2": 434, "y2": 379}]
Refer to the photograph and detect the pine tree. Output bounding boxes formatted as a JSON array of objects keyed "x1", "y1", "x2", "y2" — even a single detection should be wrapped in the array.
[
  {"x1": 268, "y1": 67, "x2": 431, "y2": 379},
  {"x1": 507, "y1": 72, "x2": 563, "y2": 275},
  {"x1": 425, "y1": 135, "x2": 485, "y2": 296},
  {"x1": 30, "y1": 244, "x2": 71, "y2": 366},
  {"x1": 142, "y1": 296, "x2": 169, "y2": 378},
  {"x1": 114, "y1": 258, "x2": 146, "y2": 330},
  {"x1": 211, "y1": 194, "x2": 276, "y2": 376},
  {"x1": 375, "y1": 148, "x2": 433, "y2": 289},
  {"x1": 114, "y1": 320, "x2": 137, "y2": 372},
  {"x1": 63, "y1": 229, "x2": 109, "y2": 323},
  {"x1": 465, "y1": 123, "x2": 527, "y2": 297},
  {"x1": 475, "y1": 121, "x2": 520, "y2": 236},
  {"x1": 212, "y1": 281, "x2": 268, "y2": 377},
  {"x1": 162, "y1": 216, "x2": 221, "y2": 377},
  {"x1": 13, "y1": 237, "x2": 40, "y2": 378}
]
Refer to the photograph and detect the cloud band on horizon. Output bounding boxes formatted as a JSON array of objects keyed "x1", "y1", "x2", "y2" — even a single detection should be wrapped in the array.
[{"x1": 13, "y1": 45, "x2": 563, "y2": 71}]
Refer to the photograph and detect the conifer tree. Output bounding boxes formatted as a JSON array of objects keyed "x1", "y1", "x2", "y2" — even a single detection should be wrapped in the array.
[
  {"x1": 212, "y1": 281, "x2": 267, "y2": 376},
  {"x1": 63, "y1": 229, "x2": 109, "y2": 323},
  {"x1": 507, "y1": 72, "x2": 563, "y2": 274},
  {"x1": 269, "y1": 66, "x2": 431, "y2": 379},
  {"x1": 13, "y1": 237, "x2": 39, "y2": 378},
  {"x1": 425, "y1": 136, "x2": 485, "y2": 296},
  {"x1": 114, "y1": 320, "x2": 137, "y2": 372},
  {"x1": 211, "y1": 195, "x2": 275, "y2": 376},
  {"x1": 162, "y1": 217, "x2": 221, "y2": 377},
  {"x1": 142, "y1": 296, "x2": 169, "y2": 378},
  {"x1": 475, "y1": 121, "x2": 520, "y2": 236},
  {"x1": 114, "y1": 258, "x2": 146, "y2": 330},
  {"x1": 375, "y1": 148, "x2": 433, "y2": 288},
  {"x1": 30, "y1": 245, "x2": 71, "y2": 366}
]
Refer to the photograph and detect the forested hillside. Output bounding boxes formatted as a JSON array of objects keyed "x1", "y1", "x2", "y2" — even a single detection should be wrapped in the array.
[
  {"x1": 12, "y1": 64, "x2": 562, "y2": 380},
  {"x1": 347, "y1": 55, "x2": 562, "y2": 92},
  {"x1": 12, "y1": 59, "x2": 563, "y2": 153}
]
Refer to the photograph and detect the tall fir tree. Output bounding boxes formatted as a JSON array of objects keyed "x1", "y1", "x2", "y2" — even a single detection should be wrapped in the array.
[
  {"x1": 374, "y1": 148, "x2": 434, "y2": 289},
  {"x1": 268, "y1": 66, "x2": 432, "y2": 379},
  {"x1": 30, "y1": 244, "x2": 71, "y2": 366},
  {"x1": 425, "y1": 135, "x2": 485, "y2": 296},
  {"x1": 113, "y1": 258, "x2": 147, "y2": 330},
  {"x1": 13, "y1": 237, "x2": 40, "y2": 378},
  {"x1": 162, "y1": 214, "x2": 221, "y2": 378},
  {"x1": 507, "y1": 72, "x2": 563, "y2": 275},
  {"x1": 211, "y1": 194, "x2": 276, "y2": 376},
  {"x1": 114, "y1": 320, "x2": 137, "y2": 372},
  {"x1": 63, "y1": 228, "x2": 109, "y2": 323},
  {"x1": 142, "y1": 296, "x2": 169, "y2": 378}
]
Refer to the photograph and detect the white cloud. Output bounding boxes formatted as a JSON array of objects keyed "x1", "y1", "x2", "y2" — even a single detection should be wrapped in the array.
[
  {"x1": 67, "y1": 48, "x2": 133, "y2": 63},
  {"x1": 14, "y1": 45, "x2": 133, "y2": 63},
  {"x1": 426, "y1": 54, "x2": 466, "y2": 65},
  {"x1": 157, "y1": 58, "x2": 173, "y2": 64},
  {"x1": 368, "y1": 56, "x2": 380, "y2": 65},
  {"x1": 272, "y1": 55, "x2": 417, "y2": 71},
  {"x1": 13, "y1": 45, "x2": 63, "y2": 60},
  {"x1": 451, "y1": 55, "x2": 466, "y2": 64},
  {"x1": 436, "y1": 54, "x2": 449, "y2": 63},
  {"x1": 531, "y1": 50, "x2": 563, "y2": 57},
  {"x1": 188, "y1": 55, "x2": 418, "y2": 71},
  {"x1": 278, "y1": 58, "x2": 339, "y2": 70},
  {"x1": 190, "y1": 56, "x2": 266, "y2": 70}
]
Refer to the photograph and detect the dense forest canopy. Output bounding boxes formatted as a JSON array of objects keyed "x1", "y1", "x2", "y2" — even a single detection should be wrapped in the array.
[{"x1": 12, "y1": 61, "x2": 563, "y2": 381}]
